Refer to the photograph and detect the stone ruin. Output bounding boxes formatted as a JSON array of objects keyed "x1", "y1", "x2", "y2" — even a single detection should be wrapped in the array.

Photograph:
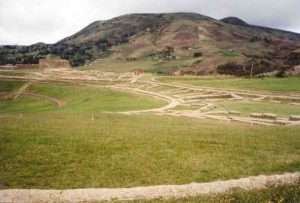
[{"x1": 39, "y1": 55, "x2": 70, "y2": 69}]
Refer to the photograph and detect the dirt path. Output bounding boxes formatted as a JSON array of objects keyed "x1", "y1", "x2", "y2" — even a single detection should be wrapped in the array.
[
  {"x1": 15, "y1": 74, "x2": 298, "y2": 126},
  {"x1": 0, "y1": 172, "x2": 298, "y2": 202},
  {"x1": 1, "y1": 72, "x2": 300, "y2": 126},
  {"x1": 132, "y1": 79, "x2": 300, "y2": 125},
  {"x1": 145, "y1": 80, "x2": 300, "y2": 102},
  {"x1": 12, "y1": 82, "x2": 31, "y2": 99},
  {"x1": 1, "y1": 71, "x2": 300, "y2": 202},
  {"x1": 110, "y1": 86, "x2": 180, "y2": 114},
  {"x1": 20, "y1": 93, "x2": 65, "y2": 107}
]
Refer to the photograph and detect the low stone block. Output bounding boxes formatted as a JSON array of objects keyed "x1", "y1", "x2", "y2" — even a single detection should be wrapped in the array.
[
  {"x1": 273, "y1": 120, "x2": 290, "y2": 125},
  {"x1": 263, "y1": 113, "x2": 277, "y2": 120},
  {"x1": 229, "y1": 111, "x2": 241, "y2": 115},
  {"x1": 289, "y1": 115, "x2": 300, "y2": 121},
  {"x1": 250, "y1": 113, "x2": 277, "y2": 120},
  {"x1": 251, "y1": 113, "x2": 263, "y2": 118}
]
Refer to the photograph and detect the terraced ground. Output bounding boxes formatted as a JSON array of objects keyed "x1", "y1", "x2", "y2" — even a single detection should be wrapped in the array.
[
  {"x1": 157, "y1": 75, "x2": 300, "y2": 92},
  {"x1": 0, "y1": 68, "x2": 299, "y2": 202}
]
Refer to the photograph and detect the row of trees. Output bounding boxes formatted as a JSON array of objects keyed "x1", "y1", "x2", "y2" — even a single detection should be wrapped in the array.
[{"x1": 0, "y1": 38, "x2": 118, "y2": 67}]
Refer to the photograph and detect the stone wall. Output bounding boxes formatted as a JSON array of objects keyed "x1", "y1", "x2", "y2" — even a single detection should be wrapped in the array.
[{"x1": 39, "y1": 55, "x2": 70, "y2": 68}]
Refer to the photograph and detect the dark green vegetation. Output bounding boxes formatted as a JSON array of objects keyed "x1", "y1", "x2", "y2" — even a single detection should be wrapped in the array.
[
  {"x1": 216, "y1": 50, "x2": 240, "y2": 57},
  {"x1": 158, "y1": 75, "x2": 300, "y2": 92},
  {"x1": 0, "y1": 42, "x2": 113, "y2": 67},
  {"x1": 0, "y1": 47, "x2": 41, "y2": 64},
  {"x1": 1, "y1": 13, "x2": 300, "y2": 73},
  {"x1": 132, "y1": 183, "x2": 300, "y2": 203}
]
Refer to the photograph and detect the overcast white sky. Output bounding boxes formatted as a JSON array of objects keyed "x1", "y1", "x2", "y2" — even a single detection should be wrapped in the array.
[{"x1": 0, "y1": 0, "x2": 299, "y2": 45}]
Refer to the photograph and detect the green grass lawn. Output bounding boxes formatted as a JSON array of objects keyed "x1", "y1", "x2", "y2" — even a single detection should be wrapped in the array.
[
  {"x1": 0, "y1": 112, "x2": 299, "y2": 189},
  {"x1": 0, "y1": 80, "x2": 24, "y2": 93},
  {"x1": 157, "y1": 76, "x2": 300, "y2": 92},
  {"x1": 213, "y1": 100, "x2": 300, "y2": 117},
  {"x1": 0, "y1": 83, "x2": 166, "y2": 113},
  {"x1": 216, "y1": 50, "x2": 241, "y2": 57},
  {"x1": 0, "y1": 79, "x2": 299, "y2": 191}
]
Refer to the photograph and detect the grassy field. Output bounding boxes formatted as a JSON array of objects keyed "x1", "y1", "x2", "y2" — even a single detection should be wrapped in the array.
[
  {"x1": 80, "y1": 59, "x2": 156, "y2": 72},
  {"x1": 0, "y1": 83, "x2": 166, "y2": 113},
  {"x1": 0, "y1": 78, "x2": 299, "y2": 194},
  {"x1": 79, "y1": 57, "x2": 201, "y2": 74},
  {"x1": 144, "y1": 57, "x2": 202, "y2": 74},
  {"x1": 0, "y1": 80, "x2": 24, "y2": 93},
  {"x1": 216, "y1": 50, "x2": 241, "y2": 57},
  {"x1": 213, "y1": 100, "x2": 300, "y2": 117},
  {"x1": 0, "y1": 112, "x2": 299, "y2": 189},
  {"x1": 157, "y1": 76, "x2": 300, "y2": 92}
]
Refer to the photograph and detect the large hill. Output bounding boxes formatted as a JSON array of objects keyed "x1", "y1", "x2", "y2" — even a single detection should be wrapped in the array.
[{"x1": 1, "y1": 13, "x2": 300, "y2": 75}]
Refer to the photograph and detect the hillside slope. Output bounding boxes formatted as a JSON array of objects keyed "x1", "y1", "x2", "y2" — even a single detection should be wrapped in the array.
[
  {"x1": 58, "y1": 13, "x2": 300, "y2": 74},
  {"x1": 1, "y1": 13, "x2": 300, "y2": 74}
]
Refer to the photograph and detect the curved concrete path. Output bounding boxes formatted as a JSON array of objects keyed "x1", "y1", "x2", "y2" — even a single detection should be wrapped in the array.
[{"x1": 0, "y1": 172, "x2": 298, "y2": 202}]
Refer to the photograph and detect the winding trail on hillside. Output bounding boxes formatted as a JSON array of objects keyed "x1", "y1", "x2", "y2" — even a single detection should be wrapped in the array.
[{"x1": 0, "y1": 172, "x2": 299, "y2": 202}]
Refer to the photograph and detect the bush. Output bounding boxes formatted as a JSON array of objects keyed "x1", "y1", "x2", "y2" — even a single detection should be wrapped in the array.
[
  {"x1": 217, "y1": 63, "x2": 247, "y2": 76},
  {"x1": 193, "y1": 52, "x2": 203, "y2": 58},
  {"x1": 216, "y1": 50, "x2": 240, "y2": 57},
  {"x1": 276, "y1": 70, "x2": 286, "y2": 78}
]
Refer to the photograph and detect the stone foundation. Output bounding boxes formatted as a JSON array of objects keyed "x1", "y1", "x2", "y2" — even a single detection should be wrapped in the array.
[{"x1": 39, "y1": 55, "x2": 70, "y2": 69}]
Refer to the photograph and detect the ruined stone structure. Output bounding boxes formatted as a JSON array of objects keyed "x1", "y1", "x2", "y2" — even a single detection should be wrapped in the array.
[
  {"x1": 39, "y1": 55, "x2": 70, "y2": 69},
  {"x1": 293, "y1": 65, "x2": 300, "y2": 75}
]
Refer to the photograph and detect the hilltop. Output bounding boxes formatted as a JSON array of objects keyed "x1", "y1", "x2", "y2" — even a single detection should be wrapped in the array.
[{"x1": 1, "y1": 12, "x2": 300, "y2": 75}]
